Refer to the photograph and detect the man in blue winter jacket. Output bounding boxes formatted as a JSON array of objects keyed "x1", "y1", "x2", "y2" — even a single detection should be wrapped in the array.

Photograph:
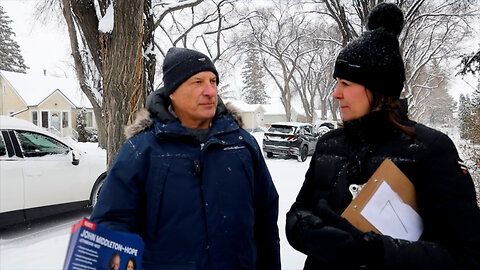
[{"x1": 90, "y1": 47, "x2": 281, "y2": 270}]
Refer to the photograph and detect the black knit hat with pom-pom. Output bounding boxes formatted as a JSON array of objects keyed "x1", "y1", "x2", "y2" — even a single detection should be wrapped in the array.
[{"x1": 333, "y1": 3, "x2": 405, "y2": 100}]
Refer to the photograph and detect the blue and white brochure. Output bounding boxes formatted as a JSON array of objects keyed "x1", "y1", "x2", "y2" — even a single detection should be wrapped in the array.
[{"x1": 63, "y1": 218, "x2": 144, "y2": 270}]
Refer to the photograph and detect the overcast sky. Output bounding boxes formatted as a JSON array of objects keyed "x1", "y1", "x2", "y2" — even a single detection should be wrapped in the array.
[{"x1": 2, "y1": 0, "x2": 478, "y2": 101}]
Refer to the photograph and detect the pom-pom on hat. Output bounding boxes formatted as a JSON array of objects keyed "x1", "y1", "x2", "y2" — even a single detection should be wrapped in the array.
[
  {"x1": 333, "y1": 3, "x2": 405, "y2": 100},
  {"x1": 162, "y1": 47, "x2": 219, "y2": 96}
]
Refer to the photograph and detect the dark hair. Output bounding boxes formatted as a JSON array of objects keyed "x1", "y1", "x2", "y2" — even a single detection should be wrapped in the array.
[
  {"x1": 369, "y1": 91, "x2": 416, "y2": 138},
  {"x1": 125, "y1": 257, "x2": 136, "y2": 270}
]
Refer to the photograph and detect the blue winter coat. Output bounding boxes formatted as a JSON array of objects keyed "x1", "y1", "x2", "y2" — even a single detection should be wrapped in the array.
[{"x1": 91, "y1": 97, "x2": 280, "y2": 270}]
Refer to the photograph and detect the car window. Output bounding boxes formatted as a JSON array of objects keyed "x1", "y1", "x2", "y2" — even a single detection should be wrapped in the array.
[
  {"x1": 269, "y1": 125, "x2": 294, "y2": 134},
  {"x1": 0, "y1": 134, "x2": 6, "y2": 157},
  {"x1": 304, "y1": 126, "x2": 312, "y2": 135},
  {"x1": 15, "y1": 130, "x2": 69, "y2": 158},
  {"x1": 298, "y1": 127, "x2": 306, "y2": 135}
]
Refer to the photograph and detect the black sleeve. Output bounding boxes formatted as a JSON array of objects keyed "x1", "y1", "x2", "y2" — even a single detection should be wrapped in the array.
[
  {"x1": 380, "y1": 132, "x2": 480, "y2": 269},
  {"x1": 285, "y1": 149, "x2": 322, "y2": 255}
]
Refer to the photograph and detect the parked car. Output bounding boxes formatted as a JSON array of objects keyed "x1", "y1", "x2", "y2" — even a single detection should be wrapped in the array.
[
  {"x1": 316, "y1": 120, "x2": 339, "y2": 136},
  {"x1": 262, "y1": 122, "x2": 320, "y2": 162},
  {"x1": 0, "y1": 116, "x2": 107, "y2": 227}
]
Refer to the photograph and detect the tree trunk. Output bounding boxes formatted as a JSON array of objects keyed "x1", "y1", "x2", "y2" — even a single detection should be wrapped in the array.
[
  {"x1": 101, "y1": 0, "x2": 151, "y2": 168},
  {"x1": 62, "y1": 0, "x2": 105, "y2": 147}
]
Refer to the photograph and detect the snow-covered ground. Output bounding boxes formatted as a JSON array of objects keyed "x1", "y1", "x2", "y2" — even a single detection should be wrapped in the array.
[
  {"x1": 1, "y1": 130, "x2": 478, "y2": 269},
  {"x1": 0, "y1": 133, "x2": 308, "y2": 270}
]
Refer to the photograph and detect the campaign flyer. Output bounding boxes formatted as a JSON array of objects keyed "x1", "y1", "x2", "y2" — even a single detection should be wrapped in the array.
[{"x1": 63, "y1": 218, "x2": 144, "y2": 270}]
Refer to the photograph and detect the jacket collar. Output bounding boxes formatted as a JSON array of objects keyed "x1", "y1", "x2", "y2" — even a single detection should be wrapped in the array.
[{"x1": 343, "y1": 111, "x2": 398, "y2": 146}]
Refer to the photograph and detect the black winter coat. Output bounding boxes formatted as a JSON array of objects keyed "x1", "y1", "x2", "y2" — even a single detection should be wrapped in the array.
[{"x1": 286, "y1": 111, "x2": 480, "y2": 269}]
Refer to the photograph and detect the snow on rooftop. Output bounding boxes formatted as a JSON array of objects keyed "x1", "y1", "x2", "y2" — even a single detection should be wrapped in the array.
[
  {"x1": 224, "y1": 99, "x2": 263, "y2": 113},
  {"x1": 1, "y1": 70, "x2": 92, "y2": 108},
  {"x1": 263, "y1": 103, "x2": 286, "y2": 115}
]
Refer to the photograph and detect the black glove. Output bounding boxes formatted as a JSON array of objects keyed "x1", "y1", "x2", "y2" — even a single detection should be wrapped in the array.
[
  {"x1": 286, "y1": 209, "x2": 360, "y2": 265},
  {"x1": 315, "y1": 199, "x2": 364, "y2": 238},
  {"x1": 315, "y1": 199, "x2": 384, "y2": 268}
]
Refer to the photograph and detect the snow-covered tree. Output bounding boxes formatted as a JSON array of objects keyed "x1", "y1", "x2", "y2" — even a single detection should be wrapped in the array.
[
  {"x1": 0, "y1": 4, "x2": 28, "y2": 73},
  {"x1": 314, "y1": 0, "x2": 477, "y2": 122},
  {"x1": 470, "y1": 88, "x2": 480, "y2": 144},
  {"x1": 415, "y1": 61, "x2": 456, "y2": 126},
  {"x1": 245, "y1": 1, "x2": 321, "y2": 121},
  {"x1": 241, "y1": 48, "x2": 268, "y2": 104},
  {"x1": 56, "y1": 0, "x2": 157, "y2": 168},
  {"x1": 76, "y1": 108, "x2": 88, "y2": 143},
  {"x1": 459, "y1": 49, "x2": 480, "y2": 76},
  {"x1": 459, "y1": 94, "x2": 474, "y2": 140}
]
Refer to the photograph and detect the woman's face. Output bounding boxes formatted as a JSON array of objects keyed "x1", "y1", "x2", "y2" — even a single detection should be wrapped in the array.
[
  {"x1": 126, "y1": 260, "x2": 135, "y2": 270},
  {"x1": 333, "y1": 78, "x2": 373, "y2": 121}
]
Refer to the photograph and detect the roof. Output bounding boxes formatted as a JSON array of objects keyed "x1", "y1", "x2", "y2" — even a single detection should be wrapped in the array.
[
  {"x1": 0, "y1": 70, "x2": 93, "y2": 108},
  {"x1": 225, "y1": 99, "x2": 264, "y2": 113},
  {"x1": 263, "y1": 103, "x2": 285, "y2": 115}
]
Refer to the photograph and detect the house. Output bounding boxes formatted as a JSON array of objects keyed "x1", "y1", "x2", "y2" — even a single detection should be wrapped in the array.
[
  {"x1": 225, "y1": 99, "x2": 265, "y2": 131},
  {"x1": 0, "y1": 70, "x2": 97, "y2": 138},
  {"x1": 262, "y1": 103, "x2": 286, "y2": 126}
]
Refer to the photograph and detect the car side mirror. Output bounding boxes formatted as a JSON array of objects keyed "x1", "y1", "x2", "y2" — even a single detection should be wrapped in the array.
[{"x1": 72, "y1": 151, "x2": 80, "y2": 165}]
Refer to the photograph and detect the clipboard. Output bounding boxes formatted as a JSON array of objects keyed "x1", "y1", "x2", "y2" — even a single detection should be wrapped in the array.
[{"x1": 341, "y1": 159, "x2": 419, "y2": 234}]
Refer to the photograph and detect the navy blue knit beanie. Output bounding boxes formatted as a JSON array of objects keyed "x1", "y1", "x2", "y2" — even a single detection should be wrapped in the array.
[
  {"x1": 333, "y1": 3, "x2": 405, "y2": 100},
  {"x1": 162, "y1": 47, "x2": 219, "y2": 96}
]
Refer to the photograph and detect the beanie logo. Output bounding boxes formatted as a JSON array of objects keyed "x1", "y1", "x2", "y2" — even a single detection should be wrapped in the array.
[{"x1": 198, "y1": 57, "x2": 206, "y2": 62}]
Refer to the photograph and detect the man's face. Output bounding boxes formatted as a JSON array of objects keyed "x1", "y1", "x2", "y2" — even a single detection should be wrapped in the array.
[
  {"x1": 111, "y1": 256, "x2": 120, "y2": 270},
  {"x1": 169, "y1": 71, "x2": 218, "y2": 129}
]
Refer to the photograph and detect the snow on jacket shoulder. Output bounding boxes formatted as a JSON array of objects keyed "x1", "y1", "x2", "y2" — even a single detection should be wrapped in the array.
[{"x1": 91, "y1": 97, "x2": 280, "y2": 270}]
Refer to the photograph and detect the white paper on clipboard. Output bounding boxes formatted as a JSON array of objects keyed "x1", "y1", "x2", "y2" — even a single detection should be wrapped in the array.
[{"x1": 360, "y1": 181, "x2": 423, "y2": 241}]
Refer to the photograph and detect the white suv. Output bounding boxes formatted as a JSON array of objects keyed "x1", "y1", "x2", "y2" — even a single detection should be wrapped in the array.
[{"x1": 0, "y1": 116, "x2": 106, "y2": 227}]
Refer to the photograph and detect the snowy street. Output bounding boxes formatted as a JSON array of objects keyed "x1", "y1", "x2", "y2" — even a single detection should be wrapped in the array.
[{"x1": 0, "y1": 133, "x2": 308, "y2": 270}]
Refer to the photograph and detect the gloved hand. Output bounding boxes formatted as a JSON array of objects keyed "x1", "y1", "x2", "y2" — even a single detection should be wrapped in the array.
[
  {"x1": 315, "y1": 199, "x2": 384, "y2": 268},
  {"x1": 286, "y1": 209, "x2": 360, "y2": 265},
  {"x1": 315, "y1": 199, "x2": 364, "y2": 238}
]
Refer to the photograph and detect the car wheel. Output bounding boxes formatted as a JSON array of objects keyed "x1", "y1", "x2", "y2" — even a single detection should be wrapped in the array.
[
  {"x1": 297, "y1": 145, "x2": 308, "y2": 162},
  {"x1": 318, "y1": 126, "x2": 330, "y2": 136},
  {"x1": 89, "y1": 174, "x2": 106, "y2": 208},
  {"x1": 265, "y1": 152, "x2": 274, "y2": 158}
]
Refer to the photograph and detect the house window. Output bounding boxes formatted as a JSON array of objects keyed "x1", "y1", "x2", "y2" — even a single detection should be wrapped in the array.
[
  {"x1": 32, "y1": 111, "x2": 38, "y2": 126},
  {"x1": 86, "y1": 112, "x2": 93, "y2": 128},
  {"x1": 41, "y1": 111, "x2": 49, "y2": 128},
  {"x1": 62, "y1": 111, "x2": 69, "y2": 128}
]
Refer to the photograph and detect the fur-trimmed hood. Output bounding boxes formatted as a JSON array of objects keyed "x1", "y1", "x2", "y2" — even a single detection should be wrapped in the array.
[{"x1": 125, "y1": 89, "x2": 243, "y2": 139}]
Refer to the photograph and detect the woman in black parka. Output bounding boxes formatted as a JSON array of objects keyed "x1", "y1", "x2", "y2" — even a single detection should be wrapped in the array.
[{"x1": 286, "y1": 3, "x2": 480, "y2": 270}]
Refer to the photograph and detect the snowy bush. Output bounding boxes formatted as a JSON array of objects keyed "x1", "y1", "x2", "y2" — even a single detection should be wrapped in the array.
[
  {"x1": 457, "y1": 141, "x2": 480, "y2": 206},
  {"x1": 76, "y1": 108, "x2": 98, "y2": 142}
]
